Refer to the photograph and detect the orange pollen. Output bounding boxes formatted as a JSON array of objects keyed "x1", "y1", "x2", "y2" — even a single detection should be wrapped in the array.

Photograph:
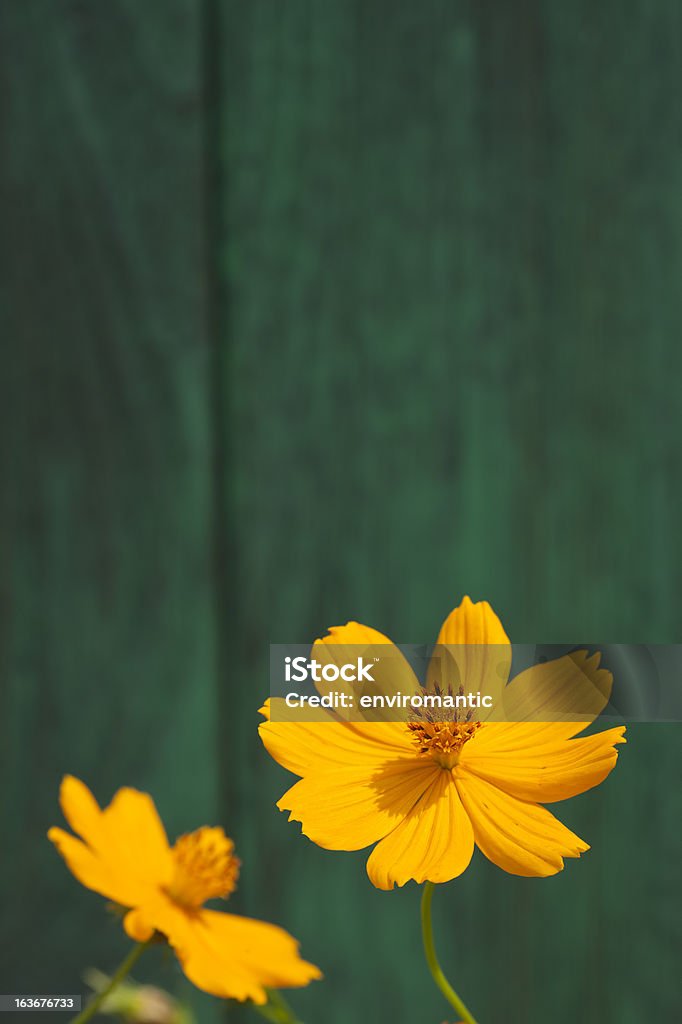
[
  {"x1": 166, "y1": 827, "x2": 240, "y2": 910},
  {"x1": 408, "y1": 720, "x2": 481, "y2": 768}
]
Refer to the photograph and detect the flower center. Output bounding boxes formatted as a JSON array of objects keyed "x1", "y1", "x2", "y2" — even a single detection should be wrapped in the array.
[
  {"x1": 407, "y1": 720, "x2": 481, "y2": 768},
  {"x1": 166, "y1": 827, "x2": 240, "y2": 910}
]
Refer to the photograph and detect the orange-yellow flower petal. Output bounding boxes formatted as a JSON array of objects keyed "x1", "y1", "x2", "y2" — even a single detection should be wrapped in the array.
[
  {"x1": 455, "y1": 771, "x2": 589, "y2": 876},
  {"x1": 434, "y1": 595, "x2": 511, "y2": 647},
  {"x1": 123, "y1": 907, "x2": 157, "y2": 942},
  {"x1": 122, "y1": 896, "x2": 321, "y2": 1004},
  {"x1": 259, "y1": 713, "x2": 414, "y2": 777},
  {"x1": 50, "y1": 777, "x2": 158, "y2": 907},
  {"x1": 465, "y1": 720, "x2": 589, "y2": 749},
  {"x1": 500, "y1": 650, "x2": 613, "y2": 723},
  {"x1": 460, "y1": 723, "x2": 626, "y2": 803},
  {"x1": 313, "y1": 621, "x2": 420, "y2": 711},
  {"x1": 102, "y1": 787, "x2": 173, "y2": 885},
  {"x1": 426, "y1": 596, "x2": 511, "y2": 710},
  {"x1": 177, "y1": 910, "x2": 322, "y2": 1003},
  {"x1": 366, "y1": 772, "x2": 474, "y2": 889},
  {"x1": 317, "y1": 622, "x2": 394, "y2": 646},
  {"x1": 47, "y1": 827, "x2": 134, "y2": 905},
  {"x1": 59, "y1": 775, "x2": 106, "y2": 846},
  {"x1": 278, "y1": 759, "x2": 438, "y2": 850},
  {"x1": 49, "y1": 777, "x2": 321, "y2": 1002}
]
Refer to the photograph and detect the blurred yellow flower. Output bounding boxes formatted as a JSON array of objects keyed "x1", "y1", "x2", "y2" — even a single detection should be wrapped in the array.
[
  {"x1": 260, "y1": 596, "x2": 626, "y2": 890},
  {"x1": 49, "y1": 778, "x2": 321, "y2": 1004}
]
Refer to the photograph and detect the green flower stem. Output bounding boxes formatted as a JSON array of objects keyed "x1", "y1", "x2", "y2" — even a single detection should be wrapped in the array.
[
  {"x1": 421, "y1": 882, "x2": 478, "y2": 1024},
  {"x1": 70, "y1": 942, "x2": 148, "y2": 1024},
  {"x1": 252, "y1": 989, "x2": 304, "y2": 1024}
]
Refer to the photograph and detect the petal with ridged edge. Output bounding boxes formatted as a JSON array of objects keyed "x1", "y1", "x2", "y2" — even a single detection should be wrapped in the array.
[
  {"x1": 466, "y1": 720, "x2": 593, "y2": 751},
  {"x1": 51, "y1": 777, "x2": 166, "y2": 905},
  {"x1": 434, "y1": 595, "x2": 511, "y2": 647},
  {"x1": 259, "y1": 708, "x2": 415, "y2": 778},
  {"x1": 58, "y1": 776, "x2": 107, "y2": 849},
  {"x1": 179, "y1": 910, "x2": 321, "y2": 1002},
  {"x1": 278, "y1": 758, "x2": 438, "y2": 850},
  {"x1": 455, "y1": 770, "x2": 589, "y2": 876},
  {"x1": 500, "y1": 651, "x2": 613, "y2": 723},
  {"x1": 366, "y1": 771, "x2": 474, "y2": 889},
  {"x1": 47, "y1": 827, "x2": 141, "y2": 907},
  {"x1": 123, "y1": 895, "x2": 321, "y2": 1003},
  {"x1": 102, "y1": 787, "x2": 173, "y2": 885},
  {"x1": 312, "y1": 621, "x2": 420, "y2": 717},
  {"x1": 461, "y1": 723, "x2": 626, "y2": 803},
  {"x1": 426, "y1": 597, "x2": 511, "y2": 717}
]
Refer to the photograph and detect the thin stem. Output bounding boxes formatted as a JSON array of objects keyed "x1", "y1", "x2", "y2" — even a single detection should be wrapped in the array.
[
  {"x1": 70, "y1": 942, "x2": 148, "y2": 1024},
  {"x1": 251, "y1": 1003, "x2": 283, "y2": 1024},
  {"x1": 420, "y1": 882, "x2": 478, "y2": 1024},
  {"x1": 252, "y1": 989, "x2": 304, "y2": 1024}
]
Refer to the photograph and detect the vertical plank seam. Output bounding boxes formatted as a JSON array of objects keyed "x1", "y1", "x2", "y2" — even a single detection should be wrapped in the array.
[{"x1": 201, "y1": 0, "x2": 240, "y2": 987}]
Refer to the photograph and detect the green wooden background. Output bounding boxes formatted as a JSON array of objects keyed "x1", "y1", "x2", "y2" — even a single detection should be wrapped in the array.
[{"x1": 1, "y1": 2, "x2": 680, "y2": 1022}]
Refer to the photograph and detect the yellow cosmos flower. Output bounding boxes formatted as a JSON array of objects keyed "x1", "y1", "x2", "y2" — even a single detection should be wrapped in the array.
[
  {"x1": 48, "y1": 777, "x2": 321, "y2": 1004},
  {"x1": 259, "y1": 597, "x2": 626, "y2": 890}
]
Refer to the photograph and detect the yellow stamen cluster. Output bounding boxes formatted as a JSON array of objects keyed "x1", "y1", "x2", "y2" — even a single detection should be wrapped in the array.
[
  {"x1": 166, "y1": 827, "x2": 240, "y2": 910},
  {"x1": 407, "y1": 720, "x2": 481, "y2": 768}
]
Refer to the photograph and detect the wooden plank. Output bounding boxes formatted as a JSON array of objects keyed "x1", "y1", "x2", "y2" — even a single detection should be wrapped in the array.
[
  {"x1": 1, "y1": 1, "x2": 680, "y2": 1022},
  {"x1": 220, "y1": 2, "x2": 682, "y2": 1021},
  {"x1": 0, "y1": 2, "x2": 219, "y2": 1018}
]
